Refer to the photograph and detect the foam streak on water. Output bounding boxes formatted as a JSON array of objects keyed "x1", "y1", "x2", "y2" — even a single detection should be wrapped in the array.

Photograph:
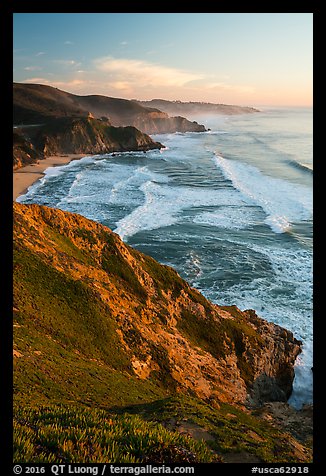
[{"x1": 213, "y1": 154, "x2": 312, "y2": 234}]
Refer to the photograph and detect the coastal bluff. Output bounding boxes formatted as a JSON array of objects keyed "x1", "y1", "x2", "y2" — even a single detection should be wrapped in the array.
[
  {"x1": 13, "y1": 202, "x2": 311, "y2": 462},
  {"x1": 13, "y1": 82, "x2": 207, "y2": 135},
  {"x1": 13, "y1": 116, "x2": 163, "y2": 170},
  {"x1": 14, "y1": 202, "x2": 301, "y2": 407}
]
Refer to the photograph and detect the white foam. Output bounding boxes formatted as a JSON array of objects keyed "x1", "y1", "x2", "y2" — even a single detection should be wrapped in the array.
[
  {"x1": 16, "y1": 179, "x2": 44, "y2": 202},
  {"x1": 205, "y1": 233, "x2": 312, "y2": 408},
  {"x1": 288, "y1": 340, "x2": 313, "y2": 409},
  {"x1": 17, "y1": 172, "x2": 64, "y2": 203},
  {"x1": 56, "y1": 162, "x2": 148, "y2": 208},
  {"x1": 213, "y1": 235, "x2": 312, "y2": 319},
  {"x1": 185, "y1": 251, "x2": 203, "y2": 279},
  {"x1": 193, "y1": 206, "x2": 258, "y2": 230},
  {"x1": 60, "y1": 155, "x2": 96, "y2": 169},
  {"x1": 109, "y1": 166, "x2": 168, "y2": 205},
  {"x1": 57, "y1": 171, "x2": 87, "y2": 206},
  {"x1": 205, "y1": 130, "x2": 229, "y2": 135},
  {"x1": 43, "y1": 166, "x2": 65, "y2": 178},
  {"x1": 114, "y1": 181, "x2": 178, "y2": 240},
  {"x1": 213, "y1": 154, "x2": 312, "y2": 234},
  {"x1": 114, "y1": 180, "x2": 248, "y2": 241},
  {"x1": 17, "y1": 161, "x2": 73, "y2": 202},
  {"x1": 16, "y1": 156, "x2": 98, "y2": 202}
]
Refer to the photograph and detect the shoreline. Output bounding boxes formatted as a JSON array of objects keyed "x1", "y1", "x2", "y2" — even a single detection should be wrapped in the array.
[{"x1": 13, "y1": 154, "x2": 85, "y2": 201}]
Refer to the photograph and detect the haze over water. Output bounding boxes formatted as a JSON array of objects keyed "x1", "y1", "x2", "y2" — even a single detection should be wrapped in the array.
[{"x1": 18, "y1": 107, "x2": 313, "y2": 408}]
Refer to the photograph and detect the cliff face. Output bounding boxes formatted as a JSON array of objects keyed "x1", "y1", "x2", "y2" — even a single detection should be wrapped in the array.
[
  {"x1": 13, "y1": 202, "x2": 301, "y2": 407},
  {"x1": 13, "y1": 202, "x2": 312, "y2": 463},
  {"x1": 13, "y1": 131, "x2": 43, "y2": 170},
  {"x1": 13, "y1": 83, "x2": 206, "y2": 134},
  {"x1": 131, "y1": 114, "x2": 206, "y2": 134},
  {"x1": 36, "y1": 117, "x2": 163, "y2": 156},
  {"x1": 13, "y1": 117, "x2": 163, "y2": 169}
]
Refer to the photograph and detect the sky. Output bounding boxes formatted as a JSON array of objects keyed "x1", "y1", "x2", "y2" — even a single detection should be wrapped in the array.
[{"x1": 13, "y1": 13, "x2": 313, "y2": 107}]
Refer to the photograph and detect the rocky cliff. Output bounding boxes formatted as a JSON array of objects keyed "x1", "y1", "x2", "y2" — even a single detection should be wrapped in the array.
[
  {"x1": 13, "y1": 117, "x2": 163, "y2": 169},
  {"x1": 131, "y1": 114, "x2": 206, "y2": 134},
  {"x1": 13, "y1": 202, "x2": 311, "y2": 463},
  {"x1": 13, "y1": 202, "x2": 301, "y2": 407},
  {"x1": 35, "y1": 117, "x2": 163, "y2": 156},
  {"x1": 13, "y1": 130, "x2": 43, "y2": 170},
  {"x1": 13, "y1": 83, "x2": 206, "y2": 134}
]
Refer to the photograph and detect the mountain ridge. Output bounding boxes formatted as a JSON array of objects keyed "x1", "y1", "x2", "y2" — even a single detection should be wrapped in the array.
[
  {"x1": 13, "y1": 82, "x2": 207, "y2": 134},
  {"x1": 134, "y1": 99, "x2": 260, "y2": 116}
]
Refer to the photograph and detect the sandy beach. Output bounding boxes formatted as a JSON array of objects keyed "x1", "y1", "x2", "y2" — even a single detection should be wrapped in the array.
[{"x1": 13, "y1": 154, "x2": 85, "y2": 201}]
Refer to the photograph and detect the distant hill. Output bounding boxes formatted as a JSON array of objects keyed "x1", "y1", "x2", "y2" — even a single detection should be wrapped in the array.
[
  {"x1": 13, "y1": 83, "x2": 206, "y2": 134},
  {"x1": 135, "y1": 99, "x2": 260, "y2": 116},
  {"x1": 13, "y1": 202, "x2": 311, "y2": 463}
]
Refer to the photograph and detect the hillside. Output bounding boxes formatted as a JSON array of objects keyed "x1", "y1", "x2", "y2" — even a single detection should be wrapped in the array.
[
  {"x1": 13, "y1": 83, "x2": 206, "y2": 134},
  {"x1": 135, "y1": 99, "x2": 260, "y2": 116},
  {"x1": 13, "y1": 202, "x2": 312, "y2": 463},
  {"x1": 13, "y1": 117, "x2": 163, "y2": 170}
]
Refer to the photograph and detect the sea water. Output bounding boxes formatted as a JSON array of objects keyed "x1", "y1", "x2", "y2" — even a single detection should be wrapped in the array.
[{"x1": 17, "y1": 107, "x2": 313, "y2": 409}]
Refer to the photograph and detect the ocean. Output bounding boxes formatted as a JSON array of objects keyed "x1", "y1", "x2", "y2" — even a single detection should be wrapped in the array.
[{"x1": 17, "y1": 107, "x2": 313, "y2": 409}]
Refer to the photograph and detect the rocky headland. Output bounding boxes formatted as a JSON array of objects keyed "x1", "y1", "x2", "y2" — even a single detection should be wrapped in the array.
[
  {"x1": 13, "y1": 82, "x2": 207, "y2": 136},
  {"x1": 13, "y1": 202, "x2": 312, "y2": 463},
  {"x1": 13, "y1": 116, "x2": 163, "y2": 170}
]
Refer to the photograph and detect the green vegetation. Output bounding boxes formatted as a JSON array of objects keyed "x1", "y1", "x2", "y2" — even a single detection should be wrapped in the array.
[
  {"x1": 14, "y1": 394, "x2": 311, "y2": 464},
  {"x1": 44, "y1": 227, "x2": 94, "y2": 265},
  {"x1": 142, "y1": 254, "x2": 185, "y2": 298},
  {"x1": 147, "y1": 343, "x2": 178, "y2": 390},
  {"x1": 73, "y1": 227, "x2": 98, "y2": 245},
  {"x1": 120, "y1": 395, "x2": 311, "y2": 463},
  {"x1": 14, "y1": 243, "x2": 131, "y2": 371},
  {"x1": 14, "y1": 394, "x2": 310, "y2": 464},
  {"x1": 14, "y1": 405, "x2": 216, "y2": 463},
  {"x1": 13, "y1": 203, "x2": 311, "y2": 464},
  {"x1": 101, "y1": 243, "x2": 147, "y2": 301},
  {"x1": 178, "y1": 308, "x2": 264, "y2": 386}
]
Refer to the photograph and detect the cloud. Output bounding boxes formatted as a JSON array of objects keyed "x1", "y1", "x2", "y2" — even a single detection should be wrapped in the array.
[
  {"x1": 108, "y1": 81, "x2": 134, "y2": 95},
  {"x1": 64, "y1": 41, "x2": 74, "y2": 45},
  {"x1": 94, "y1": 56, "x2": 203, "y2": 88},
  {"x1": 23, "y1": 77, "x2": 87, "y2": 90},
  {"x1": 52, "y1": 59, "x2": 81, "y2": 67},
  {"x1": 204, "y1": 81, "x2": 255, "y2": 94},
  {"x1": 24, "y1": 66, "x2": 42, "y2": 71},
  {"x1": 20, "y1": 55, "x2": 255, "y2": 103},
  {"x1": 35, "y1": 51, "x2": 46, "y2": 56},
  {"x1": 51, "y1": 79, "x2": 86, "y2": 88},
  {"x1": 23, "y1": 77, "x2": 50, "y2": 84},
  {"x1": 91, "y1": 56, "x2": 254, "y2": 100}
]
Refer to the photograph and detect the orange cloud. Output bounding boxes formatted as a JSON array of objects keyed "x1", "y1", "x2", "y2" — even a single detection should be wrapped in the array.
[{"x1": 94, "y1": 56, "x2": 203, "y2": 88}]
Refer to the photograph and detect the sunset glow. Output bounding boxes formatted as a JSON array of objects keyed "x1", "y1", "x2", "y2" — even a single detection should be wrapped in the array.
[{"x1": 14, "y1": 13, "x2": 313, "y2": 107}]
